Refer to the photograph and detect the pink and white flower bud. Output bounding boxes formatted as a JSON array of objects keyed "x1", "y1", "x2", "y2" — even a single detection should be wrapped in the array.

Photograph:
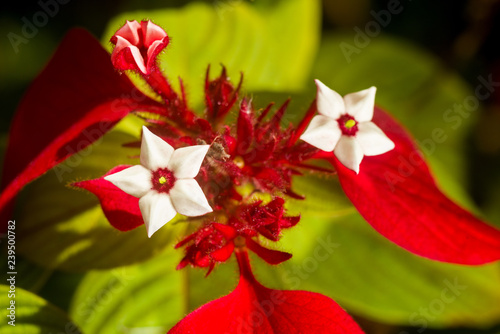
[{"x1": 110, "y1": 20, "x2": 169, "y2": 75}]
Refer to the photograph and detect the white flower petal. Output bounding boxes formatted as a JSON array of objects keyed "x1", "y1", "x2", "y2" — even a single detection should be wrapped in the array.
[
  {"x1": 356, "y1": 122, "x2": 395, "y2": 156},
  {"x1": 343, "y1": 86, "x2": 376, "y2": 122},
  {"x1": 334, "y1": 136, "x2": 364, "y2": 174},
  {"x1": 168, "y1": 145, "x2": 210, "y2": 179},
  {"x1": 140, "y1": 126, "x2": 175, "y2": 170},
  {"x1": 315, "y1": 79, "x2": 345, "y2": 119},
  {"x1": 300, "y1": 115, "x2": 342, "y2": 152},
  {"x1": 115, "y1": 20, "x2": 141, "y2": 45},
  {"x1": 141, "y1": 21, "x2": 168, "y2": 47},
  {"x1": 170, "y1": 179, "x2": 213, "y2": 216},
  {"x1": 127, "y1": 46, "x2": 147, "y2": 74},
  {"x1": 139, "y1": 191, "x2": 177, "y2": 238},
  {"x1": 104, "y1": 165, "x2": 152, "y2": 197}
]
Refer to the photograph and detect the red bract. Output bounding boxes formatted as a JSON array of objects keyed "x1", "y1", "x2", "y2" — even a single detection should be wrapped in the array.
[
  {"x1": 0, "y1": 28, "x2": 161, "y2": 228},
  {"x1": 110, "y1": 20, "x2": 169, "y2": 75},
  {"x1": 73, "y1": 166, "x2": 144, "y2": 231},
  {"x1": 322, "y1": 107, "x2": 500, "y2": 265},
  {"x1": 168, "y1": 250, "x2": 364, "y2": 334}
]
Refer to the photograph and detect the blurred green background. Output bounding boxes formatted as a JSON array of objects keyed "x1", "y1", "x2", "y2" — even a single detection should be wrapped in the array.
[{"x1": 1, "y1": 0, "x2": 500, "y2": 333}]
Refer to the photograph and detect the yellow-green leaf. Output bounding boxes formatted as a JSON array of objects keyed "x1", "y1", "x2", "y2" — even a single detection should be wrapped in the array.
[{"x1": 0, "y1": 285, "x2": 81, "y2": 334}]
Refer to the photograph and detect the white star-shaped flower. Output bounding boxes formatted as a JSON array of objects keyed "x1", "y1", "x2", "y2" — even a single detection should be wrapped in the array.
[
  {"x1": 300, "y1": 79, "x2": 395, "y2": 173},
  {"x1": 105, "y1": 126, "x2": 213, "y2": 237}
]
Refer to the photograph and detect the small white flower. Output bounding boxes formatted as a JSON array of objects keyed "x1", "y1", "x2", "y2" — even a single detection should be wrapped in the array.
[
  {"x1": 300, "y1": 79, "x2": 395, "y2": 173},
  {"x1": 105, "y1": 126, "x2": 212, "y2": 237}
]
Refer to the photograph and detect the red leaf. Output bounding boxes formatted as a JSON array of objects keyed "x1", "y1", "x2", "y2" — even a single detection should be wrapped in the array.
[
  {"x1": 0, "y1": 28, "x2": 161, "y2": 224},
  {"x1": 73, "y1": 166, "x2": 143, "y2": 231},
  {"x1": 329, "y1": 107, "x2": 500, "y2": 265},
  {"x1": 168, "y1": 250, "x2": 363, "y2": 334}
]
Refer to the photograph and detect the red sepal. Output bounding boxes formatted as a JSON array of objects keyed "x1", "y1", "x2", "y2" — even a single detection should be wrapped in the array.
[
  {"x1": 244, "y1": 137, "x2": 276, "y2": 164},
  {"x1": 236, "y1": 99, "x2": 254, "y2": 153},
  {"x1": 289, "y1": 99, "x2": 317, "y2": 146},
  {"x1": 211, "y1": 243, "x2": 235, "y2": 262},
  {"x1": 73, "y1": 166, "x2": 144, "y2": 231},
  {"x1": 213, "y1": 222, "x2": 239, "y2": 239},
  {"x1": 268, "y1": 99, "x2": 289, "y2": 132},
  {"x1": 205, "y1": 65, "x2": 241, "y2": 122},
  {"x1": 0, "y1": 28, "x2": 160, "y2": 224},
  {"x1": 245, "y1": 238, "x2": 292, "y2": 265},
  {"x1": 168, "y1": 250, "x2": 364, "y2": 334},
  {"x1": 176, "y1": 223, "x2": 238, "y2": 274},
  {"x1": 329, "y1": 107, "x2": 500, "y2": 265}
]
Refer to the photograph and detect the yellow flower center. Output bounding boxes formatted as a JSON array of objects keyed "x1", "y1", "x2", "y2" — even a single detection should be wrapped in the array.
[
  {"x1": 158, "y1": 176, "x2": 167, "y2": 184},
  {"x1": 344, "y1": 119, "x2": 356, "y2": 129}
]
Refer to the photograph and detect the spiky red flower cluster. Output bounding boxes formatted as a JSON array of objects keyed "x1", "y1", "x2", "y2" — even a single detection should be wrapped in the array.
[
  {"x1": 84, "y1": 21, "x2": 327, "y2": 273},
  {"x1": 136, "y1": 64, "x2": 323, "y2": 272},
  {"x1": 176, "y1": 198, "x2": 300, "y2": 274}
]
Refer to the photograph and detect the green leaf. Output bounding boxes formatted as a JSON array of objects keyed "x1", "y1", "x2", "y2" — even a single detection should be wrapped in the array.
[
  {"x1": 15, "y1": 116, "x2": 183, "y2": 271},
  {"x1": 0, "y1": 285, "x2": 81, "y2": 334},
  {"x1": 0, "y1": 254, "x2": 52, "y2": 294},
  {"x1": 287, "y1": 173, "x2": 354, "y2": 217},
  {"x1": 102, "y1": 0, "x2": 320, "y2": 106},
  {"x1": 276, "y1": 212, "x2": 500, "y2": 328},
  {"x1": 69, "y1": 252, "x2": 181, "y2": 333},
  {"x1": 69, "y1": 249, "x2": 240, "y2": 333}
]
